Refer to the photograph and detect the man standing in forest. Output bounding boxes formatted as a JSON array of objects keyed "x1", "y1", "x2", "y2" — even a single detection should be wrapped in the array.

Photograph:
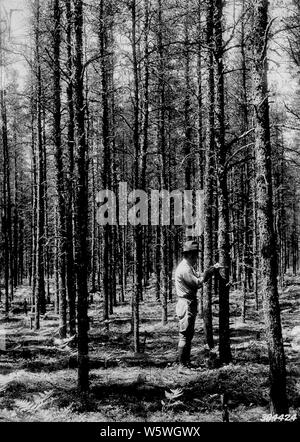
[{"x1": 175, "y1": 240, "x2": 221, "y2": 373}]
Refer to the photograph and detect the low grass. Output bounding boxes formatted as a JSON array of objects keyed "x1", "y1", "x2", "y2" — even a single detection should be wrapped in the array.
[{"x1": 0, "y1": 275, "x2": 300, "y2": 422}]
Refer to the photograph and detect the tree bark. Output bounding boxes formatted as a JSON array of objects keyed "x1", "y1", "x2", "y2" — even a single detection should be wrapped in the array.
[
  {"x1": 130, "y1": 0, "x2": 143, "y2": 351},
  {"x1": 214, "y1": 0, "x2": 232, "y2": 364},
  {"x1": 251, "y1": 0, "x2": 288, "y2": 414},
  {"x1": 65, "y1": 0, "x2": 76, "y2": 337},
  {"x1": 35, "y1": 0, "x2": 46, "y2": 328},
  {"x1": 1, "y1": 89, "x2": 11, "y2": 316},
  {"x1": 99, "y1": 0, "x2": 112, "y2": 323},
  {"x1": 203, "y1": 0, "x2": 215, "y2": 349},
  {"x1": 157, "y1": 0, "x2": 168, "y2": 326},
  {"x1": 73, "y1": 0, "x2": 89, "y2": 393}
]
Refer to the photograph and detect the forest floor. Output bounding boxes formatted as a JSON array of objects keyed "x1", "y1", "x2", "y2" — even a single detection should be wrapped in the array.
[{"x1": 0, "y1": 275, "x2": 300, "y2": 422}]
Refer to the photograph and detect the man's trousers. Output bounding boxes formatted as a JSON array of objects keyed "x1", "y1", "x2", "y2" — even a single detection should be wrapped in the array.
[{"x1": 176, "y1": 297, "x2": 198, "y2": 365}]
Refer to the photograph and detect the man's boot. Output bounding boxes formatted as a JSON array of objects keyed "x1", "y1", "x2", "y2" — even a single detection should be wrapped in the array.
[
  {"x1": 178, "y1": 345, "x2": 193, "y2": 374},
  {"x1": 185, "y1": 342, "x2": 191, "y2": 365},
  {"x1": 180, "y1": 342, "x2": 199, "y2": 371},
  {"x1": 177, "y1": 345, "x2": 186, "y2": 365},
  {"x1": 184, "y1": 343, "x2": 197, "y2": 369}
]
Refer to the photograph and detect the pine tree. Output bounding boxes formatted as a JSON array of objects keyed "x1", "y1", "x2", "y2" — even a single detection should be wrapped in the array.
[
  {"x1": 73, "y1": 0, "x2": 89, "y2": 393},
  {"x1": 250, "y1": 0, "x2": 288, "y2": 414}
]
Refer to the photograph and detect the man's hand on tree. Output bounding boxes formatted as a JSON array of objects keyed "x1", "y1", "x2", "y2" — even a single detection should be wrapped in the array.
[{"x1": 213, "y1": 262, "x2": 223, "y2": 269}]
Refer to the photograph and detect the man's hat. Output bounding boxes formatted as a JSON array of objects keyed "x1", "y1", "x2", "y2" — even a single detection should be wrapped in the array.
[{"x1": 183, "y1": 240, "x2": 199, "y2": 253}]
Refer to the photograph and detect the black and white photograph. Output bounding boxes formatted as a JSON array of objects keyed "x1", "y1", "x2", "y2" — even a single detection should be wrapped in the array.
[{"x1": 0, "y1": 0, "x2": 299, "y2": 433}]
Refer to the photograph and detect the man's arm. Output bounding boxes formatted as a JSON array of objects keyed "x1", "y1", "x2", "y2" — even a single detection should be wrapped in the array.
[
  {"x1": 181, "y1": 267, "x2": 202, "y2": 289},
  {"x1": 201, "y1": 263, "x2": 224, "y2": 283},
  {"x1": 201, "y1": 267, "x2": 216, "y2": 283}
]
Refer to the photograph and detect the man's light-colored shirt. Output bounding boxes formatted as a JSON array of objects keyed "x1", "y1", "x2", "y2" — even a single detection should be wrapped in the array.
[{"x1": 175, "y1": 258, "x2": 203, "y2": 299}]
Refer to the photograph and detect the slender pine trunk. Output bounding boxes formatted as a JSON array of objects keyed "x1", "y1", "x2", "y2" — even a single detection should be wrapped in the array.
[
  {"x1": 74, "y1": 0, "x2": 89, "y2": 393},
  {"x1": 251, "y1": 0, "x2": 288, "y2": 414}
]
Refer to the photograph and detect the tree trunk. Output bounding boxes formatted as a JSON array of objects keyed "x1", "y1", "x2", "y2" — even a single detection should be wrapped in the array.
[
  {"x1": 30, "y1": 90, "x2": 37, "y2": 311},
  {"x1": 35, "y1": 0, "x2": 46, "y2": 328},
  {"x1": 131, "y1": 0, "x2": 143, "y2": 351},
  {"x1": 203, "y1": 0, "x2": 215, "y2": 349},
  {"x1": 65, "y1": 0, "x2": 76, "y2": 337},
  {"x1": 251, "y1": 0, "x2": 288, "y2": 414},
  {"x1": 1, "y1": 89, "x2": 11, "y2": 316},
  {"x1": 214, "y1": 0, "x2": 232, "y2": 364},
  {"x1": 183, "y1": 0, "x2": 194, "y2": 189},
  {"x1": 74, "y1": 0, "x2": 89, "y2": 393},
  {"x1": 53, "y1": 0, "x2": 67, "y2": 338},
  {"x1": 157, "y1": 0, "x2": 168, "y2": 326},
  {"x1": 99, "y1": 0, "x2": 112, "y2": 323}
]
